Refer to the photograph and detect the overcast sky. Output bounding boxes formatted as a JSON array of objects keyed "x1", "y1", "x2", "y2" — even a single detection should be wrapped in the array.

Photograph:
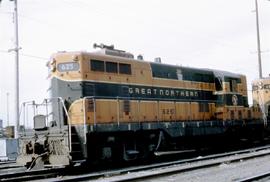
[{"x1": 0, "y1": 0, "x2": 269, "y2": 127}]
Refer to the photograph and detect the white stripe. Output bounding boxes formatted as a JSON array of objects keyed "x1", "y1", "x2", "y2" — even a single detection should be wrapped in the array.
[{"x1": 51, "y1": 75, "x2": 214, "y2": 91}]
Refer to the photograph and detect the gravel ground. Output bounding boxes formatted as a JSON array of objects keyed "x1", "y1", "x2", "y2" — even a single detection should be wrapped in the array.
[{"x1": 144, "y1": 155, "x2": 270, "y2": 182}]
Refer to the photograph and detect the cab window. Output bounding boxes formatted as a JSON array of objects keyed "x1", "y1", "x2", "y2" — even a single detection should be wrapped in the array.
[
  {"x1": 229, "y1": 80, "x2": 237, "y2": 92},
  {"x1": 91, "y1": 60, "x2": 104, "y2": 72},
  {"x1": 119, "y1": 63, "x2": 131, "y2": 74},
  {"x1": 106, "y1": 62, "x2": 118, "y2": 73}
]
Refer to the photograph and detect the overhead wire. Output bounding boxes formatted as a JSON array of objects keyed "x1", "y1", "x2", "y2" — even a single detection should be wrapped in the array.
[{"x1": 0, "y1": 49, "x2": 48, "y2": 61}]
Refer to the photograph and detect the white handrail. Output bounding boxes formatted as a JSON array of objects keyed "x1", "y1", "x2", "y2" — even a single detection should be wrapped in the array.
[
  {"x1": 20, "y1": 97, "x2": 72, "y2": 152},
  {"x1": 58, "y1": 97, "x2": 72, "y2": 152},
  {"x1": 82, "y1": 96, "x2": 96, "y2": 145},
  {"x1": 83, "y1": 98, "x2": 86, "y2": 144}
]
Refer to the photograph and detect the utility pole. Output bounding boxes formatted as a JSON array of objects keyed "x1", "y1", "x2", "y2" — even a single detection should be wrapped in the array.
[
  {"x1": 0, "y1": 0, "x2": 20, "y2": 138},
  {"x1": 255, "y1": 0, "x2": 263, "y2": 79},
  {"x1": 14, "y1": 0, "x2": 19, "y2": 138},
  {"x1": 6, "y1": 92, "x2": 9, "y2": 127},
  {"x1": 6, "y1": 0, "x2": 20, "y2": 138}
]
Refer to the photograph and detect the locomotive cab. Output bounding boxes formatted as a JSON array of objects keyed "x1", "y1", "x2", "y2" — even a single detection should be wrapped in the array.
[
  {"x1": 252, "y1": 77, "x2": 270, "y2": 121},
  {"x1": 213, "y1": 71, "x2": 250, "y2": 121}
]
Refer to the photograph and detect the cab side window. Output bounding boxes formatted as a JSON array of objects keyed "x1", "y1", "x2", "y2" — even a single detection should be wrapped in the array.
[
  {"x1": 91, "y1": 60, "x2": 104, "y2": 71},
  {"x1": 229, "y1": 80, "x2": 237, "y2": 92},
  {"x1": 119, "y1": 63, "x2": 131, "y2": 74},
  {"x1": 90, "y1": 59, "x2": 131, "y2": 75},
  {"x1": 106, "y1": 62, "x2": 118, "y2": 73}
]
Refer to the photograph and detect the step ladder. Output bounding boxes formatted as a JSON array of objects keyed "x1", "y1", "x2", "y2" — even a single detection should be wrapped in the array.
[{"x1": 70, "y1": 126, "x2": 84, "y2": 162}]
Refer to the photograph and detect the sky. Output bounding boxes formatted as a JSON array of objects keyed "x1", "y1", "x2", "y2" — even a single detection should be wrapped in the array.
[{"x1": 0, "y1": 0, "x2": 269, "y2": 127}]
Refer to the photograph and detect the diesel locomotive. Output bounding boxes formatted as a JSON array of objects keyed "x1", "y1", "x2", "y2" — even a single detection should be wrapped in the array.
[{"x1": 17, "y1": 44, "x2": 269, "y2": 168}]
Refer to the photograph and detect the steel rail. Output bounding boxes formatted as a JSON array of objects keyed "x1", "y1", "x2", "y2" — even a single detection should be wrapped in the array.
[
  {"x1": 236, "y1": 171, "x2": 270, "y2": 182},
  {"x1": 0, "y1": 165, "x2": 24, "y2": 170},
  {"x1": 0, "y1": 167, "x2": 66, "y2": 182},
  {"x1": 47, "y1": 145, "x2": 270, "y2": 182},
  {"x1": 2, "y1": 145, "x2": 270, "y2": 182},
  {"x1": 0, "y1": 161, "x2": 15, "y2": 165},
  {"x1": 113, "y1": 150, "x2": 270, "y2": 182},
  {"x1": 0, "y1": 162, "x2": 22, "y2": 171},
  {"x1": 1, "y1": 172, "x2": 59, "y2": 182}
]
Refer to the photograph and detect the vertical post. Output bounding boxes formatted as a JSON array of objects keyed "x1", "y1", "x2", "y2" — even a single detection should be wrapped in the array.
[
  {"x1": 45, "y1": 99, "x2": 48, "y2": 126},
  {"x1": 10, "y1": 0, "x2": 20, "y2": 138},
  {"x1": 255, "y1": 0, "x2": 263, "y2": 79},
  {"x1": 117, "y1": 97, "x2": 120, "y2": 126},
  {"x1": 12, "y1": 0, "x2": 20, "y2": 137},
  {"x1": 6, "y1": 92, "x2": 9, "y2": 126},
  {"x1": 83, "y1": 98, "x2": 87, "y2": 145},
  {"x1": 2, "y1": 0, "x2": 20, "y2": 137}
]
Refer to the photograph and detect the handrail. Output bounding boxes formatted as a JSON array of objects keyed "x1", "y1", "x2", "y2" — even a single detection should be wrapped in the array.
[
  {"x1": 78, "y1": 96, "x2": 227, "y2": 146},
  {"x1": 45, "y1": 99, "x2": 49, "y2": 127},
  {"x1": 20, "y1": 97, "x2": 72, "y2": 152},
  {"x1": 83, "y1": 98, "x2": 87, "y2": 145},
  {"x1": 82, "y1": 96, "x2": 96, "y2": 145},
  {"x1": 117, "y1": 97, "x2": 120, "y2": 126},
  {"x1": 58, "y1": 97, "x2": 72, "y2": 152},
  {"x1": 157, "y1": 100, "x2": 160, "y2": 123},
  {"x1": 94, "y1": 98, "x2": 96, "y2": 127},
  {"x1": 20, "y1": 101, "x2": 35, "y2": 134}
]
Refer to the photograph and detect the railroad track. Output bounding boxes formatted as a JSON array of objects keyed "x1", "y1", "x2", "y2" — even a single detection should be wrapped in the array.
[
  {"x1": 0, "y1": 167, "x2": 67, "y2": 182},
  {"x1": 0, "y1": 161, "x2": 25, "y2": 176},
  {"x1": 236, "y1": 171, "x2": 270, "y2": 182},
  {"x1": 0, "y1": 165, "x2": 25, "y2": 174},
  {"x1": 0, "y1": 161, "x2": 15, "y2": 166},
  {"x1": 37, "y1": 144, "x2": 270, "y2": 182},
  {"x1": 0, "y1": 162, "x2": 20, "y2": 170},
  {"x1": 3, "y1": 144, "x2": 270, "y2": 182}
]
